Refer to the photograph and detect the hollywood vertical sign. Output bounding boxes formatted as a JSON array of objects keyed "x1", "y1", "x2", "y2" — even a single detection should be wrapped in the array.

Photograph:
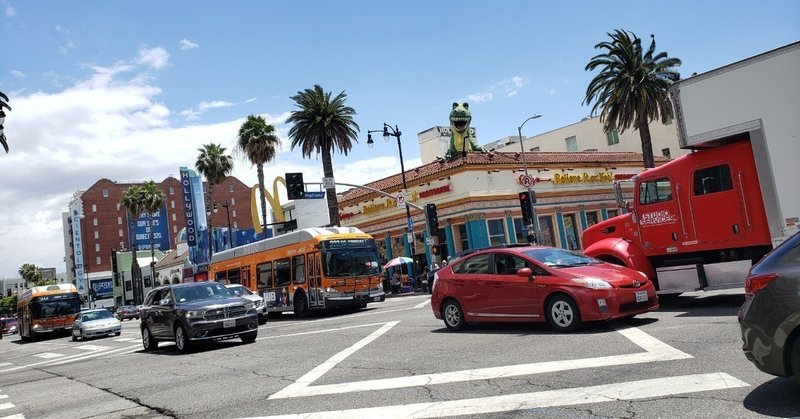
[{"x1": 180, "y1": 167, "x2": 197, "y2": 248}]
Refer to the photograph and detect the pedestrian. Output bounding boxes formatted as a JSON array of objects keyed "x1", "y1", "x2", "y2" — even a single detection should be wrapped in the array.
[{"x1": 391, "y1": 270, "x2": 401, "y2": 294}]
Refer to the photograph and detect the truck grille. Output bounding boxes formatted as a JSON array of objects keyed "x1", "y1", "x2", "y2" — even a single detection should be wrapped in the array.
[{"x1": 204, "y1": 305, "x2": 247, "y2": 321}]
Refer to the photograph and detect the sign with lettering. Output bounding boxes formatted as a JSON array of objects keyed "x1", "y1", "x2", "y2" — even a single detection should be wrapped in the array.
[
  {"x1": 640, "y1": 210, "x2": 678, "y2": 227},
  {"x1": 553, "y1": 172, "x2": 614, "y2": 185},
  {"x1": 69, "y1": 202, "x2": 86, "y2": 293},
  {"x1": 127, "y1": 204, "x2": 170, "y2": 251}
]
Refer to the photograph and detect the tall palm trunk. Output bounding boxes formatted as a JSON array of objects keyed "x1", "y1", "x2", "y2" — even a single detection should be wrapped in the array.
[
  {"x1": 321, "y1": 146, "x2": 340, "y2": 226},
  {"x1": 637, "y1": 115, "x2": 655, "y2": 168},
  {"x1": 148, "y1": 213, "x2": 155, "y2": 281},
  {"x1": 208, "y1": 187, "x2": 214, "y2": 262},
  {"x1": 128, "y1": 219, "x2": 141, "y2": 304},
  {"x1": 257, "y1": 164, "x2": 268, "y2": 238}
]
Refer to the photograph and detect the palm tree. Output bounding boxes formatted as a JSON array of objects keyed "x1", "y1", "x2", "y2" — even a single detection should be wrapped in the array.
[
  {"x1": 140, "y1": 180, "x2": 166, "y2": 271},
  {"x1": 286, "y1": 85, "x2": 360, "y2": 227},
  {"x1": 1, "y1": 90, "x2": 11, "y2": 153},
  {"x1": 236, "y1": 115, "x2": 281, "y2": 237},
  {"x1": 120, "y1": 185, "x2": 145, "y2": 304},
  {"x1": 583, "y1": 29, "x2": 682, "y2": 168},
  {"x1": 195, "y1": 143, "x2": 234, "y2": 261}
]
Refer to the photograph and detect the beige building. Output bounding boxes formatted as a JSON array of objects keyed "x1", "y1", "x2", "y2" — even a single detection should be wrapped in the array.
[{"x1": 483, "y1": 116, "x2": 687, "y2": 160}]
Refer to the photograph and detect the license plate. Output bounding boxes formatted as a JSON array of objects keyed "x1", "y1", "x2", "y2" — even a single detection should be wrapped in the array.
[
  {"x1": 223, "y1": 319, "x2": 235, "y2": 328},
  {"x1": 635, "y1": 291, "x2": 648, "y2": 303},
  {"x1": 373, "y1": 297, "x2": 380, "y2": 302}
]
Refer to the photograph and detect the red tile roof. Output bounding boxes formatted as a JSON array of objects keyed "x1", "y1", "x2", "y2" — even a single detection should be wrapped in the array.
[{"x1": 339, "y1": 151, "x2": 663, "y2": 204}]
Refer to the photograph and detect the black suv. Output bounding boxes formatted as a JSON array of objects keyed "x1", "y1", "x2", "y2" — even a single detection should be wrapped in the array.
[{"x1": 140, "y1": 282, "x2": 258, "y2": 353}]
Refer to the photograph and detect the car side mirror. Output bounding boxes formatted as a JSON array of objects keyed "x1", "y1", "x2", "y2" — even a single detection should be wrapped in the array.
[{"x1": 516, "y1": 267, "x2": 533, "y2": 281}]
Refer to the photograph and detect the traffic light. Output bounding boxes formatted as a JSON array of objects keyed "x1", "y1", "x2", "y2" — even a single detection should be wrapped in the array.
[
  {"x1": 519, "y1": 191, "x2": 534, "y2": 226},
  {"x1": 425, "y1": 203, "x2": 439, "y2": 235},
  {"x1": 285, "y1": 173, "x2": 305, "y2": 200}
]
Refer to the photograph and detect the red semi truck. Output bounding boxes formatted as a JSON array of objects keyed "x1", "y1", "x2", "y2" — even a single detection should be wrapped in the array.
[{"x1": 582, "y1": 41, "x2": 800, "y2": 293}]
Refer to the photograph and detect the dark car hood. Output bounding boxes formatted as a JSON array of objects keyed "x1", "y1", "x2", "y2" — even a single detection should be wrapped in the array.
[{"x1": 177, "y1": 296, "x2": 250, "y2": 310}]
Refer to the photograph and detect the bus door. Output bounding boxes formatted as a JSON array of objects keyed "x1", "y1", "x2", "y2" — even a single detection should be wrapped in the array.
[{"x1": 308, "y1": 252, "x2": 323, "y2": 308}]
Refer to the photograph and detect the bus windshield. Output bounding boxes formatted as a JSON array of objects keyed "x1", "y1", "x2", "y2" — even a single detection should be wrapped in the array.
[
  {"x1": 30, "y1": 297, "x2": 81, "y2": 318},
  {"x1": 323, "y1": 247, "x2": 381, "y2": 277}
]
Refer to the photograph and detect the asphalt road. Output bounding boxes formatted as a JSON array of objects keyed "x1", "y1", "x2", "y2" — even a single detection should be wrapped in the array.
[{"x1": 1, "y1": 290, "x2": 798, "y2": 419}]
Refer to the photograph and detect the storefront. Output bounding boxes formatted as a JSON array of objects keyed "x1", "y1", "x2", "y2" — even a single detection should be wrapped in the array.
[{"x1": 338, "y1": 151, "x2": 656, "y2": 272}]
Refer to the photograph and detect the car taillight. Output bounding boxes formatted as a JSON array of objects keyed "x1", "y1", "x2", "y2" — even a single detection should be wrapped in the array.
[{"x1": 744, "y1": 273, "x2": 779, "y2": 297}]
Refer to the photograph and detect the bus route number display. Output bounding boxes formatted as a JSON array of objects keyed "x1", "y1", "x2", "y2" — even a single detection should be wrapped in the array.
[{"x1": 324, "y1": 239, "x2": 371, "y2": 249}]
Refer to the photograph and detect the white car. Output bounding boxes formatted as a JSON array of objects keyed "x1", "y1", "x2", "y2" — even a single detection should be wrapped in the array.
[
  {"x1": 225, "y1": 284, "x2": 268, "y2": 325},
  {"x1": 72, "y1": 309, "x2": 122, "y2": 341}
]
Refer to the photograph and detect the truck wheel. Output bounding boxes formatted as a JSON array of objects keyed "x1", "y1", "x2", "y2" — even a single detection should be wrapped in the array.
[
  {"x1": 791, "y1": 336, "x2": 800, "y2": 387},
  {"x1": 174, "y1": 325, "x2": 192, "y2": 354},
  {"x1": 142, "y1": 327, "x2": 158, "y2": 351},
  {"x1": 547, "y1": 294, "x2": 582, "y2": 332},
  {"x1": 442, "y1": 299, "x2": 467, "y2": 331}
]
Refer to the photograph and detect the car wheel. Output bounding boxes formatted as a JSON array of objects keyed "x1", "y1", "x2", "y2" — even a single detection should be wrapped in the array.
[
  {"x1": 790, "y1": 336, "x2": 800, "y2": 387},
  {"x1": 80, "y1": 329, "x2": 87, "y2": 341},
  {"x1": 294, "y1": 293, "x2": 308, "y2": 318},
  {"x1": 257, "y1": 316, "x2": 267, "y2": 326},
  {"x1": 142, "y1": 327, "x2": 158, "y2": 351},
  {"x1": 241, "y1": 333, "x2": 257, "y2": 344},
  {"x1": 114, "y1": 331, "x2": 121, "y2": 336},
  {"x1": 442, "y1": 299, "x2": 467, "y2": 331},
  {"x1": 547, "y1": 294, "x2": 582, "y2": 332},
  {"x1": 174, "y1": 325, "x2": 192, "y2": 354},
  {"x1": 71, "y1": 332, "x2": 78, "y2": 342}
]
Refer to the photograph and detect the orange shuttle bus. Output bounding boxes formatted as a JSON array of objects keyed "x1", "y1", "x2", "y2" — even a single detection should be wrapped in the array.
[
  {"x1": 17, "y1": 283, "x2": 82, "y2": 340},
  {"x1": 209, "y1": 227, "x2": 386, "y2": 316}
]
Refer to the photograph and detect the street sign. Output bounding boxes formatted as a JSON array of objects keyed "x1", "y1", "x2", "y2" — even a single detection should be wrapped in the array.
[
  {"x1": 322, "y1": 177, "x2": 335, "y2": 189},
  {"x1": 406, "y1": 232, "x2": 414, "y2": 243},
  {"x1": 305, "y1": 191, "x2": 325, "y2": 199},
  {"x1": 520, "y1": 174, "x2": 535, "y2": 188},
  {"x1": 407, "y1": 217, "x2": 413, "y2": 230},
  {"x1": 396, "y1": 192, "x2": 406, "y2": 206}
]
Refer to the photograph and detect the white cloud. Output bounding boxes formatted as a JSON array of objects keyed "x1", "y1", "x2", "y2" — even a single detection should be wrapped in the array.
[
  {"x1": 0, "y1": 52, "x2": 396, "y2": 277},
  {"x1": 55, "y1": 25, "x2": 70, "y2": 34},
  {"x1": 58, "y1": 40, "x2": 76, "y2": 55},
  {"x1": 137, "y1": 46, "x2": 169, "y2": 69},
  {"x1": 179, "y1": 38, "x2": 199, "y2": 50},
  {"x1": 466, "y1": 92, "x2": 493, "y2": 103},
  {"x1": 10, "y1": 70, "x2": 25, "y2": 78},
  {"x1": 464, "y1": 76, "x2": 529, "y2": 104},
  {"x1": 4, "y1": 4, "x2": 15, "y2": 16},
  {"x1": 181, "y1": 99, "x2": 264, "y2": 120}
]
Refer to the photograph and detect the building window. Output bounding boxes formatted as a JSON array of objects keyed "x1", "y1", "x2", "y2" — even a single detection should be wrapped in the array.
[
  {"x1": 512, "y1": 218, "x2": 526, "y2": 243},
  {"x1": 565, "y1": 136, "x2": 577, "y2": 152},
  {"x1": 457, "y1": 224, "x2": 469, "y2": 252},
  {"x1": 171, "y1": 200, "x2": 175, "y2": 209},
  {"x1": 585, "y1": 211, "x2": 600, "y2": 227},
  {"x1": 231, "y1": 197, "x2": 236, "y2": 205},
  {"x1": 94, "y1": 231, "x2": 99, "y2": 239},
  {"x1": 117, "y1": 216, "x2": 122, "y2": 224},
  {"x1": 96, "y1": 256, "x2": 101, "y2": 265},
  {"x1": 95, "y1": 243, "x2": 100, "y2": 252},
  {"x1": 563, "y1": 214, "x2": 581, "y2": 250},
  {"x1": 229, "y1": 185, "x2": 234, "y2": 193},
  {"x1": 662, "y1": 148, "x2": 671, "y2": 159},
  {"x1": 232, "y1": 210, "x2": 237, "y2": 218},
  {"x1": 172, "y1": 213, "x2": 176, "y2": 221},
  {"x1": 607, "y1": 209, "x2": 618, "y2": 218},
  {"x1": 233, "y1": 221, "x2": 238, "y2": 229},
  {"x1": 606, "y1": 131, "x2": 620, "y2": 146},
  {"x1": 102, "y1": 189, "x2": 109, "y2": 198},
  {"x1": 116, "y1": 203, "x2": 121, "y2": 211},
  {"x1": 169, "y1": 187, "x2": 174, "y2": 195},
  {"x1": 93, "y1": 218, "x2": 98, "y2": 226},
  {"x1": 537, "y1": 216, "x2": 555, "y2": 247},
  {"x1": 92, "y1": 204, "x2": 97, "y2": 212},
  {"x1": 119, "y1": 229, "x2": 123, "y2": 237},
  {"x1": 487, "y1": 219, "x2": 506, "y2": 246},
  {"x1": 173, "y1": 225, "x2": 177, "y2": 233}
]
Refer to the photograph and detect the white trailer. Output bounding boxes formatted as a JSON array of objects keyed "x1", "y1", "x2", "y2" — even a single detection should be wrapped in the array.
[{"x1": 670, "y1": 41, "x2": 800, "y2": 247}]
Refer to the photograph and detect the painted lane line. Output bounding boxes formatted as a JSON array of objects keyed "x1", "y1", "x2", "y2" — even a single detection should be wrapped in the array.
[
  {"x1": 0, "y1": 363, "x2": 11, "y2": 368},
  {"x1": 260, "y1": 304, "x2": 424, "y2": 333},
  {"x1": 32, "y1": 353, "x2": 62, "y2": 359},
  {"x1": 0, "y1": 403, "x2": 14, "y2": 411},
  {"x1": 413, "y1": 300, "x2": 430, "y2": 309},
  {"x1": 0, "y1": 344, "x2": 140, "y2": 372},
  {"x1": 253, "y1": 373, "x2": 748, "y2": 419},
  {"x1": 0, "y1": 395, "x2": 6, "y2": 399},
  {"x1": 0, "y1": 414, "x2": 25, "y2": 419},
  {"x1": 269, "y1": 321, "x2": 399, "y2": 400},
  {"x1": 45, "y1": 344, "x2": 141, "y2": 367},
  {"x1": 258, "y1": 322, "x2": 393, "y2": 342},
  {"x1": 269, "y1": 324, "x2": 692, "y2": 399},
  {"x1": 74, "y1": 345, "x2": 112, "y2": 351}
]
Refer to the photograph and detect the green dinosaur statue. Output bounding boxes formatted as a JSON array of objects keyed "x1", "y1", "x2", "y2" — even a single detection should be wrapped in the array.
[{"x1": 446, "y1": 102, "x2": 484, "y2": 158}]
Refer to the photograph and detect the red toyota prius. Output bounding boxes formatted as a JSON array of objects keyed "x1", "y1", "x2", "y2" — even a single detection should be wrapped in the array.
[{"x1": 431, "y1": 245, "x2": 658, "y2": 332}]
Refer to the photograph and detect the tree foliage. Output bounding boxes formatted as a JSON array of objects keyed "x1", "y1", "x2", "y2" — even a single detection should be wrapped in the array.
[
  {"x1": 195, "y1": 143, "x2": 233, "y2": 258},
  {"x1": 17, "y1": 263, "x2": 54, "y2": 287},
  {"x1": 0, "y1": 90, "x2": 10, "y2": 153},
  {"x1": 237, "y1": 115, "x2": 281, "y2": 236}
]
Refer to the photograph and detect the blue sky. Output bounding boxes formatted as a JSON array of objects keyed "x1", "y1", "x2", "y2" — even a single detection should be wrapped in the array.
[{"x1": 0, "y1": 0, "x2": 798, "y2": 277}]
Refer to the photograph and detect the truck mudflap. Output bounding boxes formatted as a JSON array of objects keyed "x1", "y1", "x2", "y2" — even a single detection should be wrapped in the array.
[{"x1": 583, "y1": 238, "x2": 656, "y2": 279}]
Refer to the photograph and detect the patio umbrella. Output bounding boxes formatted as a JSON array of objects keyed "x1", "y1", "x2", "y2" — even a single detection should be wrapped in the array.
[{"x1": 383, "y1": 256, "x2": 413, "y2": 270}]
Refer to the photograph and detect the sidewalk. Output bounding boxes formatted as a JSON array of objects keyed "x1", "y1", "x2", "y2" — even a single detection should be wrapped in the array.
[{"x1": 384, "y1": 289, "x2": 430, "y2": 298}]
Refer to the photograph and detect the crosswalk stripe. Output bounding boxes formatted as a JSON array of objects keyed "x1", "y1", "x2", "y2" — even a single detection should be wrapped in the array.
[
  {"x1": 0, "y1": 363, "x2": 11, "y2": 368},
  {"x1": 75, "y1": 345, "x2": 112, "y2": 351},
  {"x1": 0, "y1": 414, "x2": 25, "y2": 419},
  {"x1": 0, "y1": 395, "x2": 7, "y2": 399},
  {"x1": 0, "y1": 403, "x2": 14, "y2": 411},
  {"x1": 113, "y1": 338, "x2": 139, "y2": 342},
  {"x1": 32, "y1": 353, "x2": 62, "y2": 359}
]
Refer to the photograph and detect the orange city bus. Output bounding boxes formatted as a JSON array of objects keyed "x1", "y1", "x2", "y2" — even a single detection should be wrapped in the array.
[
  {"x1": 209, "y1": 227, "x2": 386, "y2": 316},
  {"x1": 17, "y1": 284, "x2": 82, "y2": 340}
]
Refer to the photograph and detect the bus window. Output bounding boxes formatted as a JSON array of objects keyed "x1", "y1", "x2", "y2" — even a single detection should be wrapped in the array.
[
  {"x1": 226, "y1": 269, "x2": 241, "y2": 285},
  {"x1": 323, "y1": 248, "x2": 381, "y2": 277},
  {"x1": 215, "y1": 271, "x2": 227, "y2": 282},
  {"x1": 275, "y1": 258, "x2": 291, "y2": 287},
  {"x1": 292, "y1": 255, "x2": 306, "y2": 285},
  {"x1": 257, "y1": 262, "x2": 273, "y2": 289}
]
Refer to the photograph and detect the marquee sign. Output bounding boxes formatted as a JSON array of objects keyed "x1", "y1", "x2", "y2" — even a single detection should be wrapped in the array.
[{"x1": 553, "y1": 172, "x2": 614, "y2": 184}]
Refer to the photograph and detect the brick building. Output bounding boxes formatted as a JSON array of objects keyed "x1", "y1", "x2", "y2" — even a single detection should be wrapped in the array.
[{"x1": 63, "y1": 175, "x2": 255, "y2": 292}]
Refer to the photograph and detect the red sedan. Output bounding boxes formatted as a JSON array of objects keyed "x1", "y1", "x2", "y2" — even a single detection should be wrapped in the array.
[{"x1": 431, "y1": 245, "x2": 658, "y2": 332}]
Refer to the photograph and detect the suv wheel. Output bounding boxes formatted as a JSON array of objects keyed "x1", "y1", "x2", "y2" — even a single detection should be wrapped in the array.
[
  {"x1": 241, "y1": 333, "x2": 257, "y2": 344},
  {"x1": 547, "y1": 294, "x2": 582, "y2": 332},
  {"x1": 142, "y1": 326, "x2": 158, "y2": 351},
  {"x1": 442, "y1": 299, "x2": 466, "y2": 331},
  {"x1": 174, "y1": 325, "x2": 192, "y2": 354}
]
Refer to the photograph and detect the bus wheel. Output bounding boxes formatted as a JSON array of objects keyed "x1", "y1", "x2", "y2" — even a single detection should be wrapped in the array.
[{"x1": 294, "y1": 293, "x2": 308, "y2": 318}]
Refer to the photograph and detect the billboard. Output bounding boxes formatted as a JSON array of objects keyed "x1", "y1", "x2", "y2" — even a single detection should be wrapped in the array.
[
  {"x1": 180, "y1": 166, "x2": 210, "y2": 269},
  {"x1": 69, "y1": 201, "x2": 86, "y2": 294},
  {"x1": 90, "y1": 278, "x2": 114, "y2": 299},
  {"x1": 127, "y1": 205, "x2": 171, "y2": 251}
]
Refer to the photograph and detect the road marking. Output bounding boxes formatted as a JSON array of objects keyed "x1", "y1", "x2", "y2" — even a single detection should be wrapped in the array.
[
  {"x1": 258, "y1": 322, "x2": 394, "y2": 342},
  {"x1": 0, "y1": 395, "x2": 6, "y2": 399},
  {"x1": 269, "y1": 321, "x2": 399, "y2": 400},
  {"x1": 1, "y1": 414, "x2": 25, "y2": 419},
  {"x1": 74, "y1": 345, "x2": 112, "y2": 351},
  {"x1": 0, "y1": 344, "x2": 141, "y2": 373},
  {"x1": 269, "y1": 324, "x2": 692, "y2": 399},
  {"x1": 0, "y1": 403, "x2": 14, "y2": 411},
  {"x1": 113, "y1": 338, "x2": 140, "y2": 342},
  {"x1": 32, "y1": 353, "x2": 62, "y2": 359},
  {"x1": 0, "y1": 363, "x2": 11, "y2": 368},
  {"x1": 413, "y1": 300, "x2": 429, "y2": 309},
  {"x1": 45, "y1": 344, "x2": 141, "y2": 367},
  {"x1": 252, "y1": 373, "x2": 748, "y2": 419}
]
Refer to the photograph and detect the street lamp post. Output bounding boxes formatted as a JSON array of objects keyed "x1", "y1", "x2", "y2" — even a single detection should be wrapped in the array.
[
  {"x1": 215, "y1": 201, "x2": 233, "y2": 248},
  {"x1": 206, "y1": 204, "x2": 214, "y2": 259},
  {"x1": 367, "y1": 124, "x2": 414, "y2": 255},
  {"x1": 518, "y1": 114, "x2": 542, "y2": 243}
]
